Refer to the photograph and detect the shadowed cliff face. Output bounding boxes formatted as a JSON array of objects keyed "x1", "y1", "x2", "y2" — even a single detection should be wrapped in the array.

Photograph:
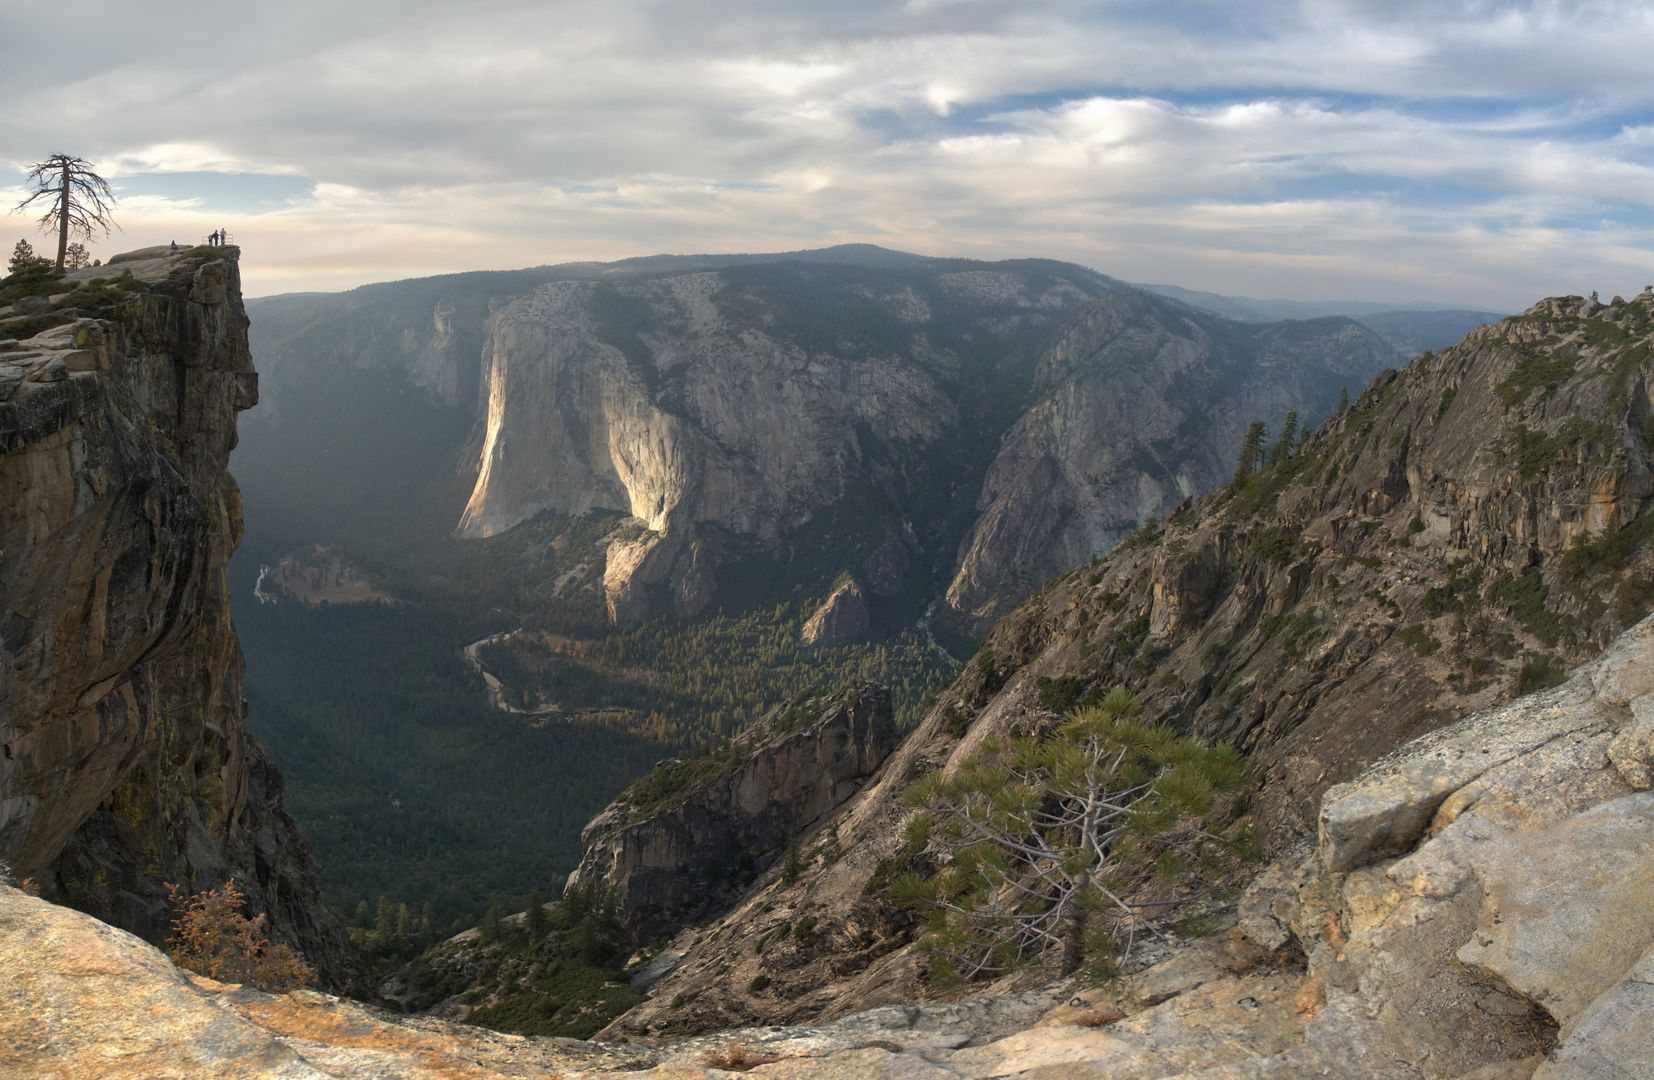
[
  {"x1": 0, "y1": 247, "x2": 355, "y2": 985},
  {"x1": 943, "y1": 301, "x2": 1393, "y2": 630}
]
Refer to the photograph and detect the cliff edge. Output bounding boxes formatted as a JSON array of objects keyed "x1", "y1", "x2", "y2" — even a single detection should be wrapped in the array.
[
  {"x1": 4, "y1": 615, "x2": 1648, "y2": 1078},
  {"x1": 0, "y1": 246, "x2": 354, "y2": 983}
]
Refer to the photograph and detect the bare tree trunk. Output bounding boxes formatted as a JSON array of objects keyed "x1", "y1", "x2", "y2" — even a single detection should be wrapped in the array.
[
  {"x1": 55, "y1": 162, "x2": 70, "y2": 271},
  {"x1": 1060, "y1": 894, "x2": 1087, "y2": 975}
]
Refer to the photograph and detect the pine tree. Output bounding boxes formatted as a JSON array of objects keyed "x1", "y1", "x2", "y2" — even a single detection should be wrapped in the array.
[
  {"x1": 781, "y1": 838, "x2": 803, "y2": 884},
  {"x1": 11, "y1": 154, "x2": 118, "y2": 270},
  {"x1": 373, "y1": 895, "x2": 393, "y2": 948},
  {"x1": 895, "y1": 687, "x2": 1254, "y2": 984},
  {"x1": 63, "y1": 241, "x2": 90, "y2": 270},
  {"x1": 1232, "y1": 420, "x2": 1268, "y2": 489},
  {"x1": 1337, "y1": 387, "x2": 1350, "y2": 413},
  {"x1": 479, "y1": 904, "x2": 503, "y2": 944},
  {"x1": 526, "y1": 886, "x2": 549, "y2": 935},
  {"x1": 395, "y1": 902, "x2": 413, "y2": 941},
  {"x1": 7, "y1": 239, "x2": 50, "y2": 278},
  {"x1": 1267, "y1": 411, "x2": 1298, "y2": 468}
]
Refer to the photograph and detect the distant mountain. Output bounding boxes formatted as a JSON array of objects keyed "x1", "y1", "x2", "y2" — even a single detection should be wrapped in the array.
[
  {"x1": 241, "y1": 248, "x2": 1393, "y2": 637},
  {"x1": 1135, "y1": 282, "x2": 1507, "y2": 361},
  {"x1": 1351, "y1": 307, "x2": 1511, "y2": 359},
  {"x1": 1135, "y1": 281, "x2": 1503, "y2": 321}
]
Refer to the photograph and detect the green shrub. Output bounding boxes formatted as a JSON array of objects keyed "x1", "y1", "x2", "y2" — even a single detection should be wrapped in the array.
[
  {"x1": 1517, "y1": 654, "x2": 1567, "y2": 695},
  {"x1": 1497, "y1": 349, "x2": 1577, "y2": 406},
  {"x1": 1491, "y1": 569, "x2": 1569, "y2": 646},
  {"x1": 1397, "y1": 624, "x2": 1442, "y2": 657},
  {"x1": 896, "y1": 687, "x2": 1255, "y2": 985}
]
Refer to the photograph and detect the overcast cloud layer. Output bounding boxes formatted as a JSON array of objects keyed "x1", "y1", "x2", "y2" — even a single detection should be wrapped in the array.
[{"x1": 3, "y1": 0, "x2": 1652, "y2": 305}]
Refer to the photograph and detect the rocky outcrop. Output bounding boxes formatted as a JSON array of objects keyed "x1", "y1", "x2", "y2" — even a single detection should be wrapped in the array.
[
  {"x1": 6, "y1": 616, "x2": 1649, "y2": 1077},
  {"x1": 0, "y1": 247, "x2": 355, "y2": 985},
  {"x1": 565, "y1": 685, "x2": 897, "y2": 943},
  {"x1": 1245, "y1": 614, "x2": 1654, "y2": 1078},
  {"x1": 800, "y1": 577, "x2": 871, "y2": 647},
  {"x1": 609, "y1": 290, "x2": 1654, "y2": 1035}
]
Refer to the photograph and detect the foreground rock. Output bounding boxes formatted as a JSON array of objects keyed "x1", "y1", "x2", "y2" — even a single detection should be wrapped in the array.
[
  {"x1": 0, "y1": 879, "x2": 646, "y2": 1079},
  {"x1": 6, "y1": 615, "x2": 1650, "y2": 1077},
  {"x1": 0, "y1": 247, "x2": 355, "y2": 984}
]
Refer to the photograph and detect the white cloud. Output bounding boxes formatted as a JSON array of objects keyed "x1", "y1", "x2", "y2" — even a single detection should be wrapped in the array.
[{"x1": 2, "y1": 1, "x2": 1650, "y2": 305}]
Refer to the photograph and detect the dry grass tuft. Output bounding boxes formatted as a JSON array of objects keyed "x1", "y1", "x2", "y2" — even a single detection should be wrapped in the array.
[
  {"x1": 165, "y1": 879, "x2": 315, "y2": 992},
  {"x1": 700, "y1": 1042, "x2": 784, "y2": 1071}
]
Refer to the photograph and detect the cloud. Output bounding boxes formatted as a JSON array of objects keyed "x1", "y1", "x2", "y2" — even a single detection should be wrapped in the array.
[{"x1": 2, "y1": 0, "x2": 1650, "y2": 305}]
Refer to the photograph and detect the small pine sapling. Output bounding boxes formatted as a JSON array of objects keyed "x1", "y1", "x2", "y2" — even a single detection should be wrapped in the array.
[{"x1": 895, "y1": 687, "x2": 1255, "y2": 986}]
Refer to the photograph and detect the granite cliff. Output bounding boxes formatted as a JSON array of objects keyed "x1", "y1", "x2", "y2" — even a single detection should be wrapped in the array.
[
  {"x1": 607, "y1": 289, "x2": 1654, "y2": 1035},
  {"x1": 241, "y1": 249, "x2": 1394, "y2": 634},
  {"x1": 0, "y1": 247, "x2": 354, "y2": 984},
  {"x1": 566, "y1": 685, "x2": 897, "y2": 944},
  {"x1": 5, "y1": 613, "x2": 1649, "y2": 1078},
  {"x1": 945, "y1": 295, "x2": 1389, "y2": 629}
]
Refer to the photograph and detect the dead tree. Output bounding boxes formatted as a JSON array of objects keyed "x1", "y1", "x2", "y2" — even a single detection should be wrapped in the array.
[{"x1": 12, "y1": 154, "x2": 118, "y2": 270}]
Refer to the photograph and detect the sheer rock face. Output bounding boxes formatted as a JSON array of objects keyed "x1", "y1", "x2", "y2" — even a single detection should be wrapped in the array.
[
  {"x1": 944, "y1": 301, "x2": 1393, "y2": 631},
  {"x1": 0, "y1": 248, "x2": 354, "y2": 986},
  {"x1": 454, "y1": 271, "x2": 965, "y2": 627},
  {"x1": 605, "y1": 292, "x2": 1654, "y2": 1037},
  {"x1": 565, "y1": 685, "x2": 897, "y2": 944},
  {"x1": 462, "y1": 272, "x2": 1389, "y2": 629},
  {"x1": 5, "y1": 618, "x2": 1649, "y2": 1078},
  {"x1": 300, "y1": 255, "x2": 1383, "y2": 629}
]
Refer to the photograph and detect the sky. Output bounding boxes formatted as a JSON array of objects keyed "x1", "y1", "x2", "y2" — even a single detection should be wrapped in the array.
[{"x1": 3, "y1": 0, "x2": 1652, "y2": 306}]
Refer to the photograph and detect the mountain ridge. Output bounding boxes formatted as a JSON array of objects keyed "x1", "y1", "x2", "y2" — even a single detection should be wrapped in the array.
[
  {"x1": 602, "y1": 286, "x2": 1654, "y2": 1037},
  {"x1": 240, "y1": 251, "x2": 1393, "y2": 637}
]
